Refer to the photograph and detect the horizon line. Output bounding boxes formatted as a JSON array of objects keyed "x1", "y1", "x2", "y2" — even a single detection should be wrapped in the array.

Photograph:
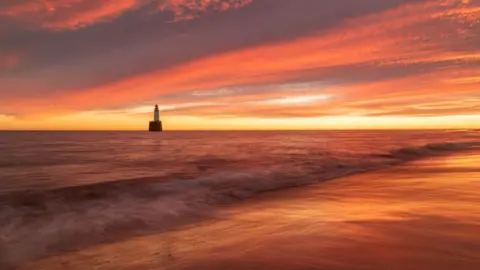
[{"x1": 0, "y1": 128, "x2": 477, "y2": 132}]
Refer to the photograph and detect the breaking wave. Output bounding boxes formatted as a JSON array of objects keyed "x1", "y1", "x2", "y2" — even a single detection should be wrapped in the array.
[{"x1": 0, "y1": 141, "x2": 478, "y2": 267}]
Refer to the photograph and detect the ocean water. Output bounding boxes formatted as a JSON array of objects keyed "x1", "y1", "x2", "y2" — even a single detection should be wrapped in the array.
[
  {"x1": 0, "y1": 130, "x2": 479, "y2": 268},
  {"x1": 1, "y1": 130, "x2": 478, "y2": 194}
]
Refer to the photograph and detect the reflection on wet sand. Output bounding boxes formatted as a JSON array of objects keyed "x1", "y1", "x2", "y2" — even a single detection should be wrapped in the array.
[{"x1": 22, "y1": 150, "x2": 480, "y2": 270}]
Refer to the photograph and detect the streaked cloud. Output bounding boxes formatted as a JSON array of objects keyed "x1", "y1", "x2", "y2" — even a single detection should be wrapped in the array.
[
  {"x1": 252, "y1": 94, "x2": 334, "y2": 105},
  {"x1": 0, "y1": 0, "x2": 145, "y2": 30},
  {"x1": 158, "y1": 0, "x2": 252, "y2": 21},
  {"x1": 0, "y1": 0, "x2": 479, "y2": 129},
  {"x1": 0, "y1": 0, "x2": 253, "y2": 30}
]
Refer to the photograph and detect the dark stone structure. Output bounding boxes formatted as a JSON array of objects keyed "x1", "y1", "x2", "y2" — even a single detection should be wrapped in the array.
[
  {"x1": 149, "y1": 104, "x2": 163, "y2": 132},
  {"x1": 149, "y1": 121, "x2": 163, "y2": 132}
]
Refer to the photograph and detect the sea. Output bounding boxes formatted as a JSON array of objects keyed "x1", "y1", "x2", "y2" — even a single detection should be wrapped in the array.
[{"x1": 0, "y1": 130, "x2": 479, "y2": 269}]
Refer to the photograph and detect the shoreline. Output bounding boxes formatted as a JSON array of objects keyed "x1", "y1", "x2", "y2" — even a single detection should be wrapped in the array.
[
  {"x1": 2, "y1": 144, "x2": 478, "y2": 269},
  {"x1": 19, "y1": 146, "x2": 480, "y2": 270}
]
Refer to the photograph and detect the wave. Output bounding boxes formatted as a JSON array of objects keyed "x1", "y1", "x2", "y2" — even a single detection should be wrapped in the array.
[{"x1": 0, "y1": 141, "x2": 478, "y2": 267}]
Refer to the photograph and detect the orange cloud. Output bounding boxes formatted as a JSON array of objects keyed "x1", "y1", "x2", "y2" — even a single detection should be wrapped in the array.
[
  {"x1": 0, "y1": 0, "x2": 143, "y2": 30},
  {"x1": 0, "y1": 0, "x2": 253, "y2": 30},
  {"x1": 43, "y1": 2, "x2": 476, "y2": 101},
  {"x1": 0, "y1": 0, "x2": 479, "y2": 129}
]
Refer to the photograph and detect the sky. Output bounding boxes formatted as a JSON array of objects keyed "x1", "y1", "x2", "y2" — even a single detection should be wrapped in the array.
[{"x1": 0, "y1": 0, "x2": 479, "y2": 130}]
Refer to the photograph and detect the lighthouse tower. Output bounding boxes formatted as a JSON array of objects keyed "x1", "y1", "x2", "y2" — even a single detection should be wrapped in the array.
[
  {"x1": 149, "y1": 104, "x2": 163, "y2": 132},
  {"x1": 154, "y1": 104, "x2": 160, "y2": 122}
]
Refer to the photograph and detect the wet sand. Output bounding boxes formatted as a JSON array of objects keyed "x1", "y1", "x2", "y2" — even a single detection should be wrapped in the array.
[{"x1": 20, "y1": 149, "x2": 480, "y2": 270}]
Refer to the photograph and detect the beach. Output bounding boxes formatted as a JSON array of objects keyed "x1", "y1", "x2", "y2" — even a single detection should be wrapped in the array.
[{"x1": 17, "y1": 145, "x2": 480, "y2": 270}]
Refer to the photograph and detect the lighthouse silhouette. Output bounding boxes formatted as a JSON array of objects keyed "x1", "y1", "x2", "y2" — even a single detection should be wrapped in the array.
[{"x1": 149, "y1": 104, "x2": 163, "y2": 132}]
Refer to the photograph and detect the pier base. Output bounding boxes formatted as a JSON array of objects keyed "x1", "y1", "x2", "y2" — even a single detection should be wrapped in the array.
[{"x1": 149, "y1": 121, "x2": 163, "y2": 132}]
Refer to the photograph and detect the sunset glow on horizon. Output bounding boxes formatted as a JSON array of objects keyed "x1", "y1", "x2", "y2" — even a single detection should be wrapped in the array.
[{"x1": 0, "y1": 0, "x2": 479, "y2": 130}]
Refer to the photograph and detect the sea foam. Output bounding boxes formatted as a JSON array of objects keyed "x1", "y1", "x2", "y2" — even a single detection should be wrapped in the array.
[{"x1": 0, "y1": 141, "x2": 478, "y2": 267}]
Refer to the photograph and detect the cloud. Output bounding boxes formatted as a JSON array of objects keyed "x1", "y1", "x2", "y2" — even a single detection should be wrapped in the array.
[
  {"x1": 0, "y1": 0, "x2": 478, "y2": 126},
  {"x1": 0, "y1": 52, "x2": 22, "y2": 69},
  {"x1": 158, "y1": 0, "x2": 252, "y2": 21},
  {"x1": 0, "y1": 0, "x2": 145, "y2": 30},
  {"x1": 0, "y1": 0, "x2": 253, "y2": 30}
]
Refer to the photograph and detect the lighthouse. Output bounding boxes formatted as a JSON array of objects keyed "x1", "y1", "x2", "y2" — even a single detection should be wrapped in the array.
[
  {"x1": 149, "y1": 104, "x2": 163, "y2": 132},
  {"x1": 154, "y1": 104, "x2": 160, "y2": 122}
]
